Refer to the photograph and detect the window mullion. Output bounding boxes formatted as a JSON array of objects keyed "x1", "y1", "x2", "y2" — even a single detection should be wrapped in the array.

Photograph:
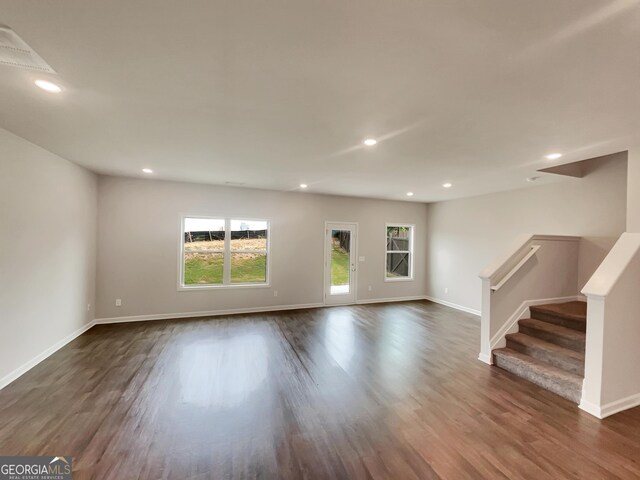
[{"x1": 223, "y1": 218, "x2": 231, "y2": 285}]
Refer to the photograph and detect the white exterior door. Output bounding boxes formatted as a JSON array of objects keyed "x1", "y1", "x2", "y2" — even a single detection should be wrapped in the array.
[{"x1": 324, "y1": 222, "x2": 357, "y2": 305}]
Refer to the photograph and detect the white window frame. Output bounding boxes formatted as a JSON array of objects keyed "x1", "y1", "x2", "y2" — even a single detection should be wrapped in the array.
[
  {"x1": 384, "y1": 223, "x2": 414, "y2": 282},
  {"x1": 178, "y1": 215, "x2": 271, "y2": 290}
]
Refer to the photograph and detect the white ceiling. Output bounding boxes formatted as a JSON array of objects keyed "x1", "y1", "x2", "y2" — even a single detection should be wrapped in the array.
[{"x1": 0, "y1": 0, "x2": 638, "y2": 202}]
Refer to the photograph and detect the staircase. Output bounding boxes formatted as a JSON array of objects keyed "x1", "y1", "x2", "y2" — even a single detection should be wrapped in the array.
[{"x1": 493, "y1": 301, "x2": 586, "y2": 403}]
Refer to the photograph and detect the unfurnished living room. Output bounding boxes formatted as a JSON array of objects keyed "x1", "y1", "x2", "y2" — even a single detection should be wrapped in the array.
[{"x1": 1, "y1": 1, "x2": 640, "y2": 479}]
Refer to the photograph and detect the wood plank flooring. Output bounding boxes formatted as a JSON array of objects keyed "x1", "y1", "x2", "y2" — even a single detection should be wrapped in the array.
[{"x1": 1, "y1": 300, "x2": 639, "y2": 479}]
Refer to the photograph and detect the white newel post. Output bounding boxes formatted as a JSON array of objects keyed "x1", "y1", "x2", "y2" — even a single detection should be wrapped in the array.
[
  {"x1": 578, "y1": 295, "x2": 605, "y2": 417},
  {"x1": 580, "y1": 232, "x2": 640, "y2": 418},
  {"x1": 478, "y1": 277, "x2": 493, "y2": 365}
]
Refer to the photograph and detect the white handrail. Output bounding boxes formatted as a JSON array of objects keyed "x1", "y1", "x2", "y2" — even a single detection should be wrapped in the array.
[{"x1": 491, "y1": 245, "x2": 541, "y2": 291}]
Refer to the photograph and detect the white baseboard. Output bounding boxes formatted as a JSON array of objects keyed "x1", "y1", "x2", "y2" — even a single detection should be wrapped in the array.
[
  {"x1": 424, "y1": 296, "x2": 481, "y2": 316},
  {"x1": 97, "y1": 297, "x2": 433, "y2": 324},
  {"x1": 0, "y1": 320, "x2": 96, "y2": 391},
  {"x1": 356, "y1": 295, "x2": 426, "y2": 305},
  {"x1": 580, "y1": 392, "x2": 640, "y2": 419},
  {"x1": 95, "y1": 302, "x2": 325, "y2": 324},
  {"x1": 579, "y1": 399, "x2": 603, "y2": 418},
  {"x1": 478, "y1": 352, "x2": 493, "y2": 365},
  {"x1": 489, "y1": 295, "x2": 581, "y2": 351}
]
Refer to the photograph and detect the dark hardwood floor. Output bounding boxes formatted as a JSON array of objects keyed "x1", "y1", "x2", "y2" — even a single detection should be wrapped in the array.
[{"x1": 1, "y1": 300, "x2": 639, "y2": 479}]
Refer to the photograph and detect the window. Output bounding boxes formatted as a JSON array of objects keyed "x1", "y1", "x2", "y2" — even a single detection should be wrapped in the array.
[
  {"x1": 385, "y1": 224, "x2": 413, "y2": 281},
  {"x1": 181, "y1": 217, "x2": 269, "y2": 288}
]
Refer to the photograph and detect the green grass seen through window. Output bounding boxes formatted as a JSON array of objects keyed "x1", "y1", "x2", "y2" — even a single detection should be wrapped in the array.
[
  {"x1": 184, "y1": 253, "x2": 266, "y2": 285},
  {"x1": 331, "y1": 243, "x2": 350, "y2": 285}
]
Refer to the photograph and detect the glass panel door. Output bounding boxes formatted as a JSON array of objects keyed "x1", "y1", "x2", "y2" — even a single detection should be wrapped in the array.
[
  {"x1": 325, "y1": 222, "x2": 357, "y2": 305},
  {"x1": 330, "y1": 229, "x2": 351, "y2": 295}
]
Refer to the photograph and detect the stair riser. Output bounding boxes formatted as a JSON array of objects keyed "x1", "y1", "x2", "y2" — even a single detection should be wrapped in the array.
[
  {"x1": 493, "y1": 355, "x2": 582, "y2": 403},
  {"x1": 518, "y1": 325, "x2": 585, "y2": 353},
  {"x1": 530, "y1": 311, "x2": 586, "y2": 332},
  {"x1": 506, "y1": 339, "x2": 584, "y2": 376}
]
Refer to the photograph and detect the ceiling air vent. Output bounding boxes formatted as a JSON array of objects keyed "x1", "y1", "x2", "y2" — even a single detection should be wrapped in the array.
[{"x1": 0, "y1": 24, "x2": 56, "y2": 73}]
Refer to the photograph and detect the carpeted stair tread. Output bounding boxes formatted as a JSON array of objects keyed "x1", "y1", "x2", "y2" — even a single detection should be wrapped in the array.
[
  {"x1": 531, "y1": 301, "x2": 586, "y2": 320},
  {"x1": 506, "y1": 332, "x2": 584, "y2": 375},
  {"x1": 493, "y1": 348, "x2": 583, "y2": 403},
  {"x1": 518, "y1": 318, "x2": 585, "y2": 353},
  {"x1": 530, "y1": 301, "x2": 587, "y2": 332}
]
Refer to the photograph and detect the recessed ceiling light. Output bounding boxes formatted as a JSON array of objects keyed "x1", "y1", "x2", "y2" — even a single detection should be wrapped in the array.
[
  {"x1": 363, "y1": 138, "x2": 377, "y2": 146},
  {"x1": 142, "y1": 168, "x2": 153, "y2": 174},
  {"x1": 300, "y1": 183, "x2": 308, "y2": 189},
  {"x1": 406, "y1": 192, "x2": 414, "y2": 197},
  {"x1": 34, "y1": 79, "x2": 61, "y2": 93},
  {"x1": 442, "y1": 183, "x2": 452, "y2": 188},
  {"x1": 545, "y1": 153, "x2": 562, "y2": 160}
]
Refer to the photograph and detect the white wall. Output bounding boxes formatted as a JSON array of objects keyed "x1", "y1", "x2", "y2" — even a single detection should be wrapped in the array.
[
  {"x1": 0, "y1": 128, "x2": 97, "y2": 386},
  {"x1": 427, "y1": 153, "x2": 627, "y2": 312},
  {"x1": 627, "y1": 148, "x2": 640, "y2": 233},
  {"x1": 96, "y1": 176, "x2": 428, "y2": 319}
]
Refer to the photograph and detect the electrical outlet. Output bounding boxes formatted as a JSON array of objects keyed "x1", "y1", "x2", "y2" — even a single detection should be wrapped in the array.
[
  {"x1": 87, "y1": 303, "x2": 91, "y2": 312},
  {"x1": 273, "y1": 290, "x2": 278, "y2": 297},
  {"x1": 115, "y1": 299, "x2": 122, "y2": 307},
  {"x1": 444, "y1": 287, "x2": 449, "y2": 294},
  {"x1": 368, "y1": 285, "x2": 372, "y2": 291},
  {"x1": 359, "y1": 256, "x2": 365, "y2": 262}
]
